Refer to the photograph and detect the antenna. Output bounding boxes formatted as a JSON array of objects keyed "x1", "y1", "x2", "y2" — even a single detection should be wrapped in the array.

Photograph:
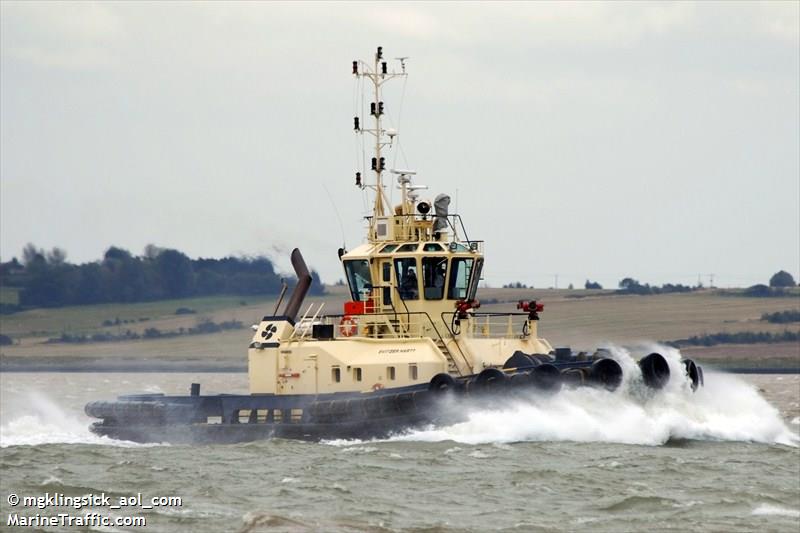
[
  {"x1": 322, "y1": 183, "x2": 347, "y2": 249},
  {"x1": 352, "y1": 47, "x2": 408, "y2": 231}
]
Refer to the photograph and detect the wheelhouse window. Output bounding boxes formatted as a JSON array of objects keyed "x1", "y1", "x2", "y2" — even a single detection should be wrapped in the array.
[
  {"x1": 343, "y1": 259, "x2": 372, "y2": 301},
  {"x1": 394, "y1": 258, "x2": 419, "y2": 300},
  {"x1": 448, "y1": 257, "x2": 474, "y2": 300},
  {"x1": 422, "y1": 257, "x2": 447, "y2": 300},
  {"x1": 397, "y1": 243, "x2": 419, "y2": 253}
]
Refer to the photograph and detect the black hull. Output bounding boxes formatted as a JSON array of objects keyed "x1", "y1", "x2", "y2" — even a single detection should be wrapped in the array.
[
  {"x1": 90, "y1": 411, "x2": 439, "y2": 444},
  {"x1": 86, "y1": 355, "x2": 703, "y2": 444},
  {"x1": 88, "y1": 384, "x2": 459, "y2": 444}
]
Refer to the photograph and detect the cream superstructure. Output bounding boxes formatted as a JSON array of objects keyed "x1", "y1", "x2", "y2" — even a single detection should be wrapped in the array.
[{"x1": 247, "y1": 47, "x2": 553, "y2": 395}]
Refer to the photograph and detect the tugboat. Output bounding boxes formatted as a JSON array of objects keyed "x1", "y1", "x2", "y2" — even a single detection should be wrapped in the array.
[{"x1": 86, "y1": 48, "x2": 703, "y2": 444}]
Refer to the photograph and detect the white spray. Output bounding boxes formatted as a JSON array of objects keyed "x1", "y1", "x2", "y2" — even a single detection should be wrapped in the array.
[
  {"x1": 0, "y1": 391, "x2": 156, "y2": 448},
  {"x1": 388, "y1": 345, "x2": 799, "y2": 447}
]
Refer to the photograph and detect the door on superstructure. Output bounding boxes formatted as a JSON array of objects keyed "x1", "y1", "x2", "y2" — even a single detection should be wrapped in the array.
[{"x1": 379, "y1": 259, "x2": 393, "y2": 309}]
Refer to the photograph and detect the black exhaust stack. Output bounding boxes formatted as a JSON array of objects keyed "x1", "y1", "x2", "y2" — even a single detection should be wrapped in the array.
[{"x1": 282, "y1": 248, "x2": 313, "y2": 323}]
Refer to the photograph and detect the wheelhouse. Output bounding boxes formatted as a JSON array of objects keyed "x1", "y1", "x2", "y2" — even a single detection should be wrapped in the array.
[{"x1": 341, "y1": 242, "x2": 483, "y2": 310}]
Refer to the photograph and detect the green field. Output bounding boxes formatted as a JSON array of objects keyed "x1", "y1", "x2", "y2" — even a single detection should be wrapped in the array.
[{"x1": 1, "y1": 286, "x2": 798, "y2": 370}]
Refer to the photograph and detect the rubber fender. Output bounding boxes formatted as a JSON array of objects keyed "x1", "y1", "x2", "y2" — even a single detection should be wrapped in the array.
[
  {"x1": 345, "y1": 398, "x2": 364, "y2": 419},
  {"x1": 161, "y1": 403, "x2": 195, "y2": 423},
  {"x1": 118, "y1": 393, "x2": 165, "y2": 401},
  {"x1": 84, "y1": 401, "x2": 111, "y2": 419},
  {"x1": 530, "y1": 353, "x2": 554, "y2": 365},
  {"x1": 503, "y1": 351, "x2": 536, "y2": 370},
  {"x1": 428, "y1": 372, "x2": 457, "y2": 394},
  {"x1": 462, "y1": 378, "x2": 478, "y2": 395},
  {"x1": 381, "y1": 394, "x2": 401, "y2": 415},
  {"x1": 589, "y1": 358, "x2": 623, "y2": 391},
  {"x1": 509, "y1": 371, "x2": 532, "y2": 388},
  {"x1": 683, "y1": 359, "x2": 700, "y2": 391},
  {"x1": 472, "y1": 368, "x2": 509, "y2": 394},
  {"x1": 329, "y1": 400, "x2": 349, "y2": 418},
  {"x1": 411, "y1": 390, "x2": 434, "y2": 411},
  {"x1": 395, "y1": 392, "x2": 416, "y2": 413},
  {"x1": 561, "y1": 368, "x2": 586, "y2": 386},
  {"x1": 592, "y1": 348, "x2": 611, "y2": 360},
  {"x1": 554, "y1": 347, "x2": 572, "y2": 362},
  {"x1": 85, "y1": 401, "x2": 165, "y2": 421},
  {"x1": 308, "y1": 401, "x2": 331, "y2": 421},
  {"x1": 363, "y1": 396, "x2": 384, "y2": 418},
  {"x1": 639, "y1": 352, "x2": 670, "y2": 389},
  {"x1": 530, "y1": 363, "x2": 561, "y2": 390}
]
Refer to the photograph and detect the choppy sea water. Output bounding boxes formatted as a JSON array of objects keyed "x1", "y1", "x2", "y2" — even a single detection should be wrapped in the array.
[{"x1": 1, "y1": 349, "x2": 798, "y2": 532}]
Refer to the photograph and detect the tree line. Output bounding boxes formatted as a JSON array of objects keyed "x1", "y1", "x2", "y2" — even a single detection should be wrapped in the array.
[
  {"x1": 667, "y1": 330, "x2": 799, "y2": 347},
  {"x1": 616, "y1": 278, "x2": 695, "y2": 295},
  {"x1": 0, "y1": 244, "x2": 324, "y2": 309},
  {"x1": 761, "y1": 310, "x2": 800, "y2": 324}
]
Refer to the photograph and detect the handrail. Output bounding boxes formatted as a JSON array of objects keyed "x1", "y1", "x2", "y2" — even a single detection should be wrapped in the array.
[
  {"x1": 441, "y1": 311, "x2": 532, "y2": 339},
  {"x1": 367, "y1": 284, "x2": 408, "y2": 334},
  {"x1": 422, "y1": 311, "x2": 470, "y2": 376},
  {"x1": 323, "y1": 310, "x2": 470, "y2": 375},
  {"x1": 390, "y1": 284, "x2": 412, "y2": 333},
  {"x1": 290, "y1": 302, "x2": 325, "y2": 341},
  {"x1": 363, "y1": 213, "x2": 481, "y2": 249}
]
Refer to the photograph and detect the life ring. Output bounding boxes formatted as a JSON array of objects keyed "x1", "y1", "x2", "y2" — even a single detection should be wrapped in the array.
[
  {"x1": 371, "y1": 383, "x2": 384, "y2": 391},
  {"x1": 339, "y1": 315, "x2": 358, "y2": 337}
]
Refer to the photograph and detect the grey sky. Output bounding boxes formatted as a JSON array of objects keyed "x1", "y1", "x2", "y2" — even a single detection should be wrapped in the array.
[{"x1": 1, "y1": 1, "x2": 798, "y2": 289}]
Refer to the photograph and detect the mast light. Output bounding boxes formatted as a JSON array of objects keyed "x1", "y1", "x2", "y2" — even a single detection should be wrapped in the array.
[{"x1": 395, "y1": 57, "x2": 408, "y2": 73}]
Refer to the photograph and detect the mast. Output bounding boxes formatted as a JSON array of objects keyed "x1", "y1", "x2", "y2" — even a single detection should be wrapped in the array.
[{"x1": 352, "y1": 47, "x2": 407, "y2": 223}]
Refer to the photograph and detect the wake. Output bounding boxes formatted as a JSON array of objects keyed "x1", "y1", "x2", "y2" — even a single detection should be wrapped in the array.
[
  {"x1": 385, "y1": 346, "x2": 799, "y2": 447},
  {"x1": 2, "y1": 347, "x2": 796, "y2": 448},
  {"x1": 0, "y1": 391, "x2": 158, "y2": 448}
]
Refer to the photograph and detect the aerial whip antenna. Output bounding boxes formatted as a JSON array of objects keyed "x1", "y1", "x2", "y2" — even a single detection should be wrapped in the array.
[{"x1": 322, "y1": 183, "x2": 347, "y2": 250}]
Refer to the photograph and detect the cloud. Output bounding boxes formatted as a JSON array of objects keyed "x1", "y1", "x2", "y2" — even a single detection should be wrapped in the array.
[
  {"x1": 1, "y1": 1, "x2": 122, "y2": 70},
  {"x1": 755, "y1": 1, "x2": 800, "y2": 44}
]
